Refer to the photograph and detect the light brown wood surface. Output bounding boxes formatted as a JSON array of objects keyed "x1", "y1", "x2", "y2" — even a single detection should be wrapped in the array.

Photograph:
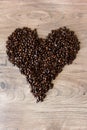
[{"x1": 0, "y1": 0, "x2": 87, "y2": 130}]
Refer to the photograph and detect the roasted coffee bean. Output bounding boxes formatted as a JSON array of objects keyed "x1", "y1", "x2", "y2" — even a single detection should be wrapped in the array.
[{"x1": 6, "y1": 27, "x2": 80, "y2": 102}]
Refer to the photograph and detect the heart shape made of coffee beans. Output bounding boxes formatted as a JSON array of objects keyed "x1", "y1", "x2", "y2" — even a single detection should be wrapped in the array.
[{"x1": 6, "y1": 27, "x2": 80, "y2": 102}]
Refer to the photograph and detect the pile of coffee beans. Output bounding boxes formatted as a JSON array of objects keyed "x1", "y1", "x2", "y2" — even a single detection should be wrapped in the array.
[{"x1": 6, "y1": 27, "x2": 80, "y2": 102}]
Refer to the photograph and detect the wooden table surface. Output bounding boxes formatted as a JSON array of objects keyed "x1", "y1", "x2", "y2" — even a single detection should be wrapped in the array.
[{"x1": 0, "y1": 0, "x2": 87, "y2": 130}]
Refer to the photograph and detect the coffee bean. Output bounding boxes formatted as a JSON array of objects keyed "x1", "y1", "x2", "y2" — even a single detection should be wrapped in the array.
[{"x1": 6, "y1": 27, "x2": 80, "y2": 102}]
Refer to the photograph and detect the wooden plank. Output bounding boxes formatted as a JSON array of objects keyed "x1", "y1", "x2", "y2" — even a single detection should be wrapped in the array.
[{"x1": 0, "y1": 0, "x2": 87, "y2": 130}]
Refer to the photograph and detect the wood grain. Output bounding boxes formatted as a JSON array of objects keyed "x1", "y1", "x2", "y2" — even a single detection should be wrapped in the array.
[{"x1": 0, "y1": 0, "x2": 87, "y2": 130}]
